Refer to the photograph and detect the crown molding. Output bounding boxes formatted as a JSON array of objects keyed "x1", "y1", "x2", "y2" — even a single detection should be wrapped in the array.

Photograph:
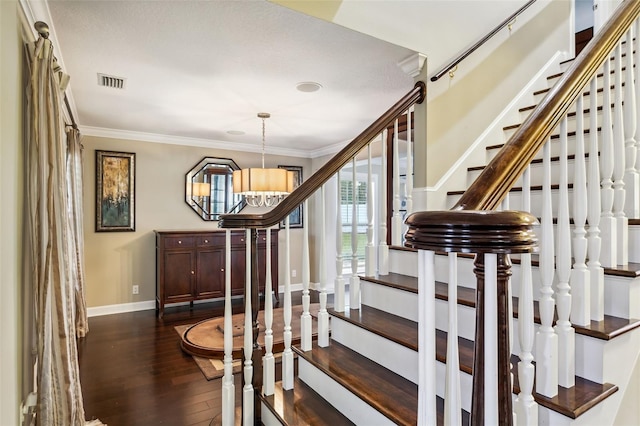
[
  {"x1": 79, "y1": 125, "x2": 319, "y2": 159},
  {"x1": 398, "y1": 53, "x2": 427, "y2": 78}
]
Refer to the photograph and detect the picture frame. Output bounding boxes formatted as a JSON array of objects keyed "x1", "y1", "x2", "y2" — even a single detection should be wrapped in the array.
[
  {"x1": 96, "y1": 150, "x2": 136, "y2": 232},
  {"x1": 278, "y1": 165, "x2": 303, "y2": 228}
]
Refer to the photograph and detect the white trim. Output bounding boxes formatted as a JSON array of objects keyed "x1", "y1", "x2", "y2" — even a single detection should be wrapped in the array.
[
  {"x1": 307, "y1": 139, "x2": 350, "y2": 158},
  {"x1": 87, "y1": 300, "x2": 156, "y2": 317},
  {"x1": 423, "y1": 51, "x2": 568, "y2": 194},
  {"x1": 398, "y1": 53, "x2": 427, "y2": 78}
]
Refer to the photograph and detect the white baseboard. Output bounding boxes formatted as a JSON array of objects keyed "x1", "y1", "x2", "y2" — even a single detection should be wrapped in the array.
[{"x1": 87, "y1": 300, "x2": 156, "y2": 317}]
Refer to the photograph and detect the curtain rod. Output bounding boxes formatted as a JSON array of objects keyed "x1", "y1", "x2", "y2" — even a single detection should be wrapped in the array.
[{"x1": 34, "y1": 21, "x2": 78, "y2": 130}]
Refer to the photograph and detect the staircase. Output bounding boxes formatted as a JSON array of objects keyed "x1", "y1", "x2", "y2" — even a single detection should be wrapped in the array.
[{"x1": 220, "y1": 2, "x2": 640, "y2": 425}]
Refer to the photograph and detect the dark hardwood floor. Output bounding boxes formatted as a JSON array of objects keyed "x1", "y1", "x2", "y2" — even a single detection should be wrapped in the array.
[{"x1": 79, "y1": 291, "x2": 319, "y2": 426}]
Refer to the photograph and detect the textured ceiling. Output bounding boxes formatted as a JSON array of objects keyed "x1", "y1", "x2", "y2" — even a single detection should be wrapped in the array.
[{"x1": 46, "y1": 0, "x2": 416, "y2": 157}]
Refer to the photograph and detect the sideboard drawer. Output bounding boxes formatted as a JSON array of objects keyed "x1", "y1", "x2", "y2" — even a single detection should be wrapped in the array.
[{"x1": 163, "y1": 236, "x2": 195, "y2": 249}]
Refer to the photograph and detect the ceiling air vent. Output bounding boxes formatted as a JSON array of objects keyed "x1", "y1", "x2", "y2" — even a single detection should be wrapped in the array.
[{"x1": 97, "y1": 73, "x2": 126, "y2": 89}]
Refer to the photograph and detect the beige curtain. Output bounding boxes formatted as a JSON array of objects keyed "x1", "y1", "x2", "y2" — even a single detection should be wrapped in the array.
[{"x1": 26, "y1": 35, "x2": 101, "y2": 426}]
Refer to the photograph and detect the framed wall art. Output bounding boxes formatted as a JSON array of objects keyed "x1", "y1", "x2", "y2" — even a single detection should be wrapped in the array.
[
  {"x1": 278, "y1": 165, "x2": 303, "y2": 228},
  {"x1": 96, "y1": 150, "x2": 136, "y2": 232}
]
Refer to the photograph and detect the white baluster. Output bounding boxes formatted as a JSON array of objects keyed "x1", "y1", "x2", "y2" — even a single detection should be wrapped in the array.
[
  {"x1": 392, "y1": 119, "x2": 403, "y2": 245},
  {"x1": 242, "y1": 229, "x2": 254, "y2": 426},
  {"x1": 365, "y1": 144, "x2": 376, "y2": 277},
  {"x1": 300, "y1": 201, "x2": 313, "y2": 351},
  {"x1": 635, "y1": 19, "x2": 640, "y2": 207},
  {"x1": 588, "y1": 76, "x2": 605, "y2": 322},
  {"x1": 571, "y1": 93, "x2": 591, "y2": 327},
  {"x1": 417, "y1": 250, "x2": 436, "y2": 425},
  {"x1": 263, "y1": 230, "x2": 275, "y2": 395},
  {"x1": 484, "y1": 253, "x2": 499, "y2": 425},
  {"x1": 350, "y1": 158, "x2": 361, "y2": 310},
  {"x1": 536, "y1": 140, "x2": 559, "y2": 398},
  {"x1": 555, "y1": 117, "x2": 575, "y2": 388},
  {"x1": 406, "y1": 109, "x2": 414, "y2": 217},
  {"x1": 445, "y1": 253, "x2": 462, "y2": 426},
  {"x1": 515, "y1": 165, "x2": 538, "y2": 425},
  {"x1": 335, "y1": 173, "x2": 346, "y2": 312},
  {"x1": 318, "y1": 185, "x2": 330, "y2": 347},
  {"x1": 379, "y1": 129, "x2": 390, "y2": 275},
  {"x1": 222, "y1": 230, "x2": 235, "y2": 426},
  {"x1": 601, "y1": 53, "x2": 617, "y2": 268},
  {"x1": 613, "y1": 41, "x2": 629, "y2": 265},
  {"x1": 625, "y1": 28, "x2": 639, "y2": 218},
  {"x1": 282, "y1": 217, "x2": 294, "y2": 390}
]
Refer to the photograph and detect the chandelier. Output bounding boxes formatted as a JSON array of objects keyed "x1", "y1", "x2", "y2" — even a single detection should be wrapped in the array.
[{"x1": 232, "y1": 113, "x2": 294, "y2": 207}]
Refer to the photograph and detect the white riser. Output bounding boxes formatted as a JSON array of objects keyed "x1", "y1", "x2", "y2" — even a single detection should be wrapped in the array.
[
  {"x1": 361, "y1": 279, "x2": 417, "y2": 321},
  {"x1": 487, "y1": 130, "x2": 599, "y2": 163},
  {"x1": 297, "y1": 356, "x2": 395, "y2": 425}
]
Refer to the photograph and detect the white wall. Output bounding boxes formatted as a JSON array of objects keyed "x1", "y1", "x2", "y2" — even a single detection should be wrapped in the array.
[{"x1": 1, "y1": 1, "x2": 25, "y2": 424}]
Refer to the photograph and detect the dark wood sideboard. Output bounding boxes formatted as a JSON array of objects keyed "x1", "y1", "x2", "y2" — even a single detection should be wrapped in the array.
[{"x1": 155, "y1": 229, "x2": 278, "y2": 318}]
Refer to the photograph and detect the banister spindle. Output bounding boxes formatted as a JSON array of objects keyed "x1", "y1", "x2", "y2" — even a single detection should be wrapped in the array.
[
  {"x1": 515, "y1": 165, "x2": 538, "y2": 425},
  {"x1": 588, "y1": 75, "x2": 605, "y2": 322},
  {"x1": 417, "y1": 249, "x2": 437, "y2": 424},
  {"x1": 242, "y1": 229, "x2": 254, "y2": 426},
  {"x1": 379, "y1": 129, "x2": 390, "y2": 275},
  {"x1": 445, "y1": 252, "x2": 462, "y2": 426},
  {"x1": 392, "y1": 118, "x2": 403, "y2": 245},
  {"x1": 318, "y1": 185, "x2": 330, "y2": 347},
  {"x1": 635, "y1": 19, "x2": 640, "y2": 211},
  {"x1": 282, "y1": 217, "x2": 294, "y2": 390},
  {"x1": 624, "y1": 27, "x2": 639, "y2": 218},
  {"x1": 555, "y1": 117, "x2": 575, "y2": 388},
  {"x1": 536, "y1": 139, "x2": 559, "y2": 398},
  {"x1": 601, "y1": 53, "x2": 617, "y2": 268},
  {"x1": 613, "y1": 41, "x2": 629, "y2": 265},
  {"x1": 335, "y1": 173, "x2": 346, "y2": 312},
  {"x1": 366, "y1": 144, "x2": 376, "y2": 277},
  {"x1": 406, "y1": 109, "x2": 414, "y2": 217},
  {"x1": 301, "y1": 201, "x2": 313, "y2": 351},
  {"x1": 263, "y1": 230, "x2": 275, "y2": 395},
  {"x1": 222, "y1": 230, "x2": 235, "y2": 426},
  {"x1": 350, "y1": 157, "x2": 361, "y2": 310},
  {"x1": 572, "y1": 93, "x2": 591, "y2": 327}
]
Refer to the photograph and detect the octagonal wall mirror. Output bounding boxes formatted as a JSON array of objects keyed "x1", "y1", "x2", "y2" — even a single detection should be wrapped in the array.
[{"x1": 185, "y1": 157, "x2": 244, "y2": 221}]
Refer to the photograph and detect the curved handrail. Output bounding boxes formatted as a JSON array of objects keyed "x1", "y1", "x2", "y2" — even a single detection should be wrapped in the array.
[
  {"x1": 454, "y1": 0, "x2": 640, "y2": 211},
  {"x1": 430, "y1": 0, "x2": 536, "y2": 82},
  {"x1": 218, "y1": 81, "x2": 426, "y2": 229}
]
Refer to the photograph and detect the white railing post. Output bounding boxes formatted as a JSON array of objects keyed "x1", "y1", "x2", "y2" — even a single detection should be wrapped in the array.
[
  {"x1": 379, "y1": 129, "x2": 390, "y2": 275},
  {"x1": 624, "y1": 28, "x2": 639, "y2": 218},
  {"x1": 242, "y1": 229, "x2": 254, "y2": 426},
  {"x1": 365, "y1": 144, "x2": 376, "y2": 277},
  {"x1": 318, "y1": 185, "x2": 330, "y2": 347},
  {"x1": 222, "y1": 230, "x2": 235, "y2": 426},
  {"x1": 484, "y1": 253, "x2": 499, "y2": 425},
  {"x1": 571, "y1": 93, "x2": 591, "y2": 327},
  {"x1": 444, "y1": 252, "x2": 462, "y2": 426},
  {"x1": 392, "y1": 118, "x2": 403, "y2": 246},
  {"x1": 417, "y1": 249, "x2": 436, "y2": 425},
  {"x1": 613, "y1": 42, "x2": 629, "y2": 265},
  {"x1": 515, "y1": 166, "x2": 538, "y2": 425},
  {"x1": 555, "y1": 117, "x2": 575, "y2": 388},
  {"x1": 300, "y1": 201, "x2": 312, "y2": 351},
  {"x1": 350, "y1": 158, "x2": 361, "y2": 310},
  {"x1": 282, "y1": 217, "x2": 294, "y2": 390},
  {"x1": 588, "y1": 75, "x2": 605, "y2": 321},
  {"x1": 406, "y1": 109, "x2": 414, "y2": 217},
  {"x1": 613, "y1": 41, "x2": 629, "y2": 266},
  {"x1": 635, "y1": 19, "x2": 640, "y2": 210},
  {"x1": 536, "y1": 140, "x2": 559, "y2": 398},
  {"x1": 263, "y1": 229, "x2": 275, "y2": 395},
  {"x1": 601, "y1": 53, "x2": 618, "y2": 268},
  {"x1": 335, "y1": 173, "x2": 346, "y2": 312}
]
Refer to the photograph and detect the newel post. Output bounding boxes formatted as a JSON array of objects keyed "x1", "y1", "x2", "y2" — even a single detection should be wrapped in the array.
[{"x1": 405, "y1": 210, "x2": 539, "y2": 426}]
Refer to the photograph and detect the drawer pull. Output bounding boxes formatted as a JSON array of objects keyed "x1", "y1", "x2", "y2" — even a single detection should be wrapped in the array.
[
  {"x1": 191, "y1": 271, "x2": 194, "y2": 275},
  {"x1": 241, "y1": 238, "x2": 244, "y2": 242},
  {"x1": 221, "y1": 268, "x2": 224, "y2": 272},
  {"x1": 178, "y1": 240, "x2": 182, "y2": 244},
  {"x1": 204, "y1": 239, "x2": 209, "y2": 243}
]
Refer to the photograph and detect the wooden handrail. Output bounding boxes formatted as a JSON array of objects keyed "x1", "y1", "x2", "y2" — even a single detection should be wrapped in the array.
[
  {"x1": 430, "y1": 0, "x2": 536, "y2": 82},
  {"x1": 454, "y1": 0, "x2": 640, "y2": 211},
  {"x1": 218, "y1": 81, "x2": 426, "y2": 229}
]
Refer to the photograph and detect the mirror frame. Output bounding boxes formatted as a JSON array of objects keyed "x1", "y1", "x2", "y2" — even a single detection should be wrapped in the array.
[{"x1": 185, "y1": 156, "x2": 244, "y2": 221}]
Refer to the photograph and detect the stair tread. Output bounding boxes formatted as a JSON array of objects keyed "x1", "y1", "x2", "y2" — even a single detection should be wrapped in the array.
[
  {"x1": 448, "y1": 183, "x2": 574, "y2": 195},
  {"x1": 361, "y1": 270, "x2": 640, "y2": 340},
  {"x1": 359, "y1": 271, "x2": 418, "y2": 293},
  {"x1": 260, "y1": 377, "x2": 356, "y2": 426},
  {"x1": 294, "y1": 341, "x2": 419, "y2": 426},
  {"x1": 468, "y1": 152, "x2": 596, "y2": 172}
]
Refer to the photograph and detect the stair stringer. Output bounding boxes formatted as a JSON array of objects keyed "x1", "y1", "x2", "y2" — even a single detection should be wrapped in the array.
[{"x1": 412, "y1": 50, "x2": 569, "y2": 213}]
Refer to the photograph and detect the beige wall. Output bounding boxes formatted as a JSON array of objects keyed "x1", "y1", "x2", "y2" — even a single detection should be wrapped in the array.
[
  {"x1": 82, "y1": 135, "x2": 311, "y2": 308},
  {"x1": 1, "y1": 1, "x2": 25, "y2": 424},
  {"x1": 423, "y1": 0, "x2": 571, "y2": 186}
]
